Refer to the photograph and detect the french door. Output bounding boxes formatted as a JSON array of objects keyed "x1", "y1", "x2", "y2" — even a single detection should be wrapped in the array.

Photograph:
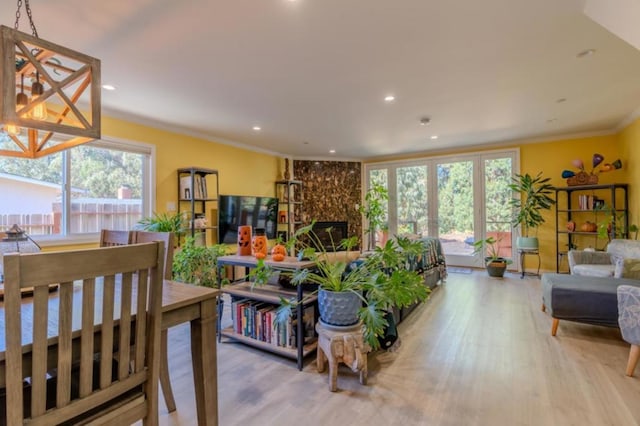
[{"x1": 365, "y1": 149, "x2": 518, "y2": 267}]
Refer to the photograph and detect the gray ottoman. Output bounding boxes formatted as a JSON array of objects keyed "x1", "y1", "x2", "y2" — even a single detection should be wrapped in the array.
[{"x1": 541, "y1": 273, "x2": 640, "y2": 334}]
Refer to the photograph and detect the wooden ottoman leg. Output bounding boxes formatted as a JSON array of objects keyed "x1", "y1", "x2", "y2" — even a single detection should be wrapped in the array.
[
  {"x1": 551, "y1": 318, "x2": 560, "y2": 336},
  {"x1": 626, "y1": 344, "x2": 640, "y2": 377}
]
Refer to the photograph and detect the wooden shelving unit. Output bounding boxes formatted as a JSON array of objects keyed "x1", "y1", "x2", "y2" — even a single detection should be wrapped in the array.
[
  {"x1": 217, "y1": 255, "x2": 318, "y2": 370},
  {"x1": 554, "y1": 183, "x2": 628, "y2": 273},
  {"x1": 275, "y1": 180, "x2": 303, "y2": 247},
  {"x1": 177, "y1": 167, "x2": 219, "y2": 246}
]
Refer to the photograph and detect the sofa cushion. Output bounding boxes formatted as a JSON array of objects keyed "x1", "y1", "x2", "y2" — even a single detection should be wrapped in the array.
[
  {"x1": 572, "y1": 264, "x2": 615, "y2": 278},
  {"x1": 618, "y1": 259, "x2": 640, "y2": 279},
  {"x1": 607, "y1": 239, "x2": 640, "y2": 260},
  {"x1": 541, "y1": 273, "x2": 640, "y2": 327}
]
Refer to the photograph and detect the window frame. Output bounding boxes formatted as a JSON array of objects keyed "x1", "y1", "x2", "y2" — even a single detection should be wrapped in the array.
[{"x1": 32, "y1": 136, "x2": 155, "y2": 247}]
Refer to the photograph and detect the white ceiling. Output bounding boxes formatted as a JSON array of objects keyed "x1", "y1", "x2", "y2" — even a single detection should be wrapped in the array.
[{"x1": 5, "y1": 0, "x2": 640, "y2": 160}]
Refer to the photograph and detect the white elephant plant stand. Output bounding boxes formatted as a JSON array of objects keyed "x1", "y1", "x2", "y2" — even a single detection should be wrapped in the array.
[{"x1": 315, "y1": 321, "x2": 370, "y2": 392}]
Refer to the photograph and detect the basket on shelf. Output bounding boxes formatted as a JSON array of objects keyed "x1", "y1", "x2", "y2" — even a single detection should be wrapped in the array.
[{"x1": 566, "y1": 171, "x2": 598, "y2": 186}]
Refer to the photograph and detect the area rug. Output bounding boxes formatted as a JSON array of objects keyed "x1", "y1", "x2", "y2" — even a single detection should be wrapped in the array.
[{"x1": 448, "y1": 267, "x2": 473, "y2": 274}]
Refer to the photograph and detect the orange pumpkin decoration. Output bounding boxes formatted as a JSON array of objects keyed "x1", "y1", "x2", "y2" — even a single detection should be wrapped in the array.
[
  {"x1": 271, "y1": 244, "x2": 286, "y2": 262},
  {"x1": 252, "y1": 234, "x2": 268, "y2": 259},
  {"x1": 580, "y1": 221, "x2": 597, "y2": 233},
  {"x1": 237, "y1": 225, "x2": 252, "y2": 256}
]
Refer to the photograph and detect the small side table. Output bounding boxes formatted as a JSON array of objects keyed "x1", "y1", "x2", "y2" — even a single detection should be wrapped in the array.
[
  {"x1": 519, "y1": 248, "x2": 540, "y2": 279},
  {"x1": 316, "y1": 321, "x2": 369, "y2": 392}
]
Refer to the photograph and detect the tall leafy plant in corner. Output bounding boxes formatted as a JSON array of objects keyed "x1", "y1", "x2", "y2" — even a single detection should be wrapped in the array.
[
  {"x1": 508, "y1": 172, "x2": 555, "y2": 243},
  {"x1": 359, "y1": 182, "x2": 389, "y2": 250}
]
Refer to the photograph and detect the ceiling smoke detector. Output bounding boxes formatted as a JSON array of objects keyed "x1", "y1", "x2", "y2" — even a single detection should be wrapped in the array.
[{"x1": 420, "y1": 117, "x2": 431, "y2": 126}]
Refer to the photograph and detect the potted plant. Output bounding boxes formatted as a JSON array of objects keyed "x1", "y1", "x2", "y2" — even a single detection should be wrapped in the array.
[
  {"x1": 359, "y1": 182, "x2": 389, "y2": 250},
  {"x1": 172, "y1": 236, "x2": 228, "y2": 287},
  {"x1": 508, "y1": 172, "x2": 556, "y2": 250},
  {"x1": 137, "y1": 211, "x2": 186, "y2": 243},
  {"x1": 250, "y1": 223, "x2": 430, "y2": 350},
  {"x1": 472, "y1": 236, "x2": 512, "y2": 277}
]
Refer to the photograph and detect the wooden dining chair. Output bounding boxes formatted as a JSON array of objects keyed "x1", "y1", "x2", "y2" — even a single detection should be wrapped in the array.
[
  {"x1": 131, "y1": 230, "x2": 178, "y2": 413},
  {"x1": 132, "y1": 231, "x2": 175, "y2": 281},
  {"x1": 99, "y1": 229, "x2": 134, "y2": 247},
  {"x1": 3, "y1": 242, "x2": 165, "y2": 425}
]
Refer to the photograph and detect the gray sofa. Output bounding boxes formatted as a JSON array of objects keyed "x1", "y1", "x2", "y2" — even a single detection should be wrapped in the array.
[
  {"x1": 541, "y1": 273, "x2": 640, "y2": 334},
  {"x1": 568, "y1": 239, "x2": 640, "y2": 277}
]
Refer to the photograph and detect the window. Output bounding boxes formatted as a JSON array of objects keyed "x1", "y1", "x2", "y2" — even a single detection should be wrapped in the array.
[{"x1": 0, "y1": 137, "x2": 153, "y2": 240}]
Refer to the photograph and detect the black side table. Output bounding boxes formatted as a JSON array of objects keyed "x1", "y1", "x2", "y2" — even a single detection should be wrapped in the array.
[{"x1": 518, "y1": 248, "x2": 540, "y2": 279}]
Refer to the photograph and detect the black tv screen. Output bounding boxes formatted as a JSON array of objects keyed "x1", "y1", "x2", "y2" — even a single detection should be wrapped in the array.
[{"x1": 218, "y1": 195, "x2": 278, "y2": 244}]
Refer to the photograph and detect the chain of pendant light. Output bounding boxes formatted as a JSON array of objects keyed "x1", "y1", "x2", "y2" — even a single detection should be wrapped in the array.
[{"x1": 14, "y1": 0, "x2": 39, "y2": 38}]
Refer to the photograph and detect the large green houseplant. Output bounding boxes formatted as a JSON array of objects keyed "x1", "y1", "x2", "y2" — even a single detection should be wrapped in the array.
[
  {"x1": 251, "y1": 222, "x2": 430, "y2": 350},
  {"x1": 359, "y1": 182, "x2": 389, "y2": 250},
  {"x1": 508, "y1": 172, "x2": 556, "y2": 249},
  {"x1": 172, "y1": 236, "x2": 228, "y2": 287}
]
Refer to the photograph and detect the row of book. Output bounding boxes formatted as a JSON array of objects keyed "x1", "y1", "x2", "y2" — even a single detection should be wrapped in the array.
[
  {"x1": 577, "y1": 195, "x2": 604, "y2": 210},
  {"x1": 179, "y1": 175, "x2": 208, "y2": 200},
  {"x1": 230, "y1": 298, "x2": 315, "y2": 349}
]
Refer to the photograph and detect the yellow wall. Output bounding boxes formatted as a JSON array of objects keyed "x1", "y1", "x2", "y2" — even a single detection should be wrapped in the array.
[
  {"x1": 618, "y1": 116, "x2": 640, "y2": 221},
  {"x1": 520, "y1": 134, "x2": 624, "y2": 271}
]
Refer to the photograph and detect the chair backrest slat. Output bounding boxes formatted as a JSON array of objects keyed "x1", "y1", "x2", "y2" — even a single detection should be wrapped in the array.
[
  {"x1": 79, "y1": 278, "x2": 96, "y2": 398},
  {"x1": 31, "y1": 285, "x2": 50, "y2": 416},
  {"x1": 99, "y1": 229, "x2": 133, "y2": 247},
  {"x1": 3, "y1": 242, "x2": 164, "y2": 425},
  {"x1": 100, "y1": 275, "x2": 116, "y2": 390},
  {"x1": 132, "y1": 231, "x2": 175, "y2": 280}
]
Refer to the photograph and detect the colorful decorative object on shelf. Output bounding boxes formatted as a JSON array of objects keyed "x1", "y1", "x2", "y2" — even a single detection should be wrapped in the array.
[
  {"x1": 252, "y1": 228, "x2": 268, "y2": 259},
  {"x1": 237, "y1": 225, "x2": 252, "y2": 256},
  {"x1": 580, "y1": 221, "x2": 598, "y2": 233},
  {"x1": 271, "y1": 244, "x2": 286, "y2": 261},
  {"x1": 566, "y1": 220, "x2": 576, "y2": 232},
  {"x1": 561, "y1": 154, "x2": 622, "y2": 186}
]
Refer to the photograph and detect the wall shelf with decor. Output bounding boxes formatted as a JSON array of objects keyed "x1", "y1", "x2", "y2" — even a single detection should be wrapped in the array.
[
  {"x1": 554, "y1": 183, "x2": 628, "y2": 273},
  {"x1": 177, "y1": 167, "x2": 219, "y2": 246},
  {"x1": 217, "y1": 254, "x2": 318, "y2": 370},
  {"x1": 275, "y1": 180, "x2": 303, "y2": 245}
]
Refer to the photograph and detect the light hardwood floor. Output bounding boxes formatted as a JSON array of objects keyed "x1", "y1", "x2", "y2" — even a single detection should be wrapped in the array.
[{"x1": 158, "y1": 271, "x2": 640, "y2": 426}]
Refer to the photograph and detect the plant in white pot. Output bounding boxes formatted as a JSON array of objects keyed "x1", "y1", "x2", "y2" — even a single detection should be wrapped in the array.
[{"x1": 508, "y1": 172, "x2": 556, "y2": 250}]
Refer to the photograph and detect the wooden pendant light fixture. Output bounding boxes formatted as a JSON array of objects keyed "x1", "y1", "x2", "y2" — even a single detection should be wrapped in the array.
[{"x1": 0, "y1": 0, "x2": 100, "y2": 159}]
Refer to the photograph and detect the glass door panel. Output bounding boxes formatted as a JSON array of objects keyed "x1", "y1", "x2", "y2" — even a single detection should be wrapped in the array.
[
  {"x1": 396, "y1": 165, "x2": 428, "y2": 236},
  {"x1": 437, "y1": 160, "x2": 475, "y2": 265},
  {"x1": 484, "y1": 157, "x2": 514, "y2": 261},
  {"x1": 367, "y1": 168, "x2": 389, "y2": 249}
]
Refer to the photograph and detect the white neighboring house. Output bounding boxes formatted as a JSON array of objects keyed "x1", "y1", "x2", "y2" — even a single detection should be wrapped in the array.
[
  {"x1": 0, "y1": 172, "x2": 65, "y2": 215},
  {"x1": 0, "y1": 172, "x2": 86, "y2": 234}
]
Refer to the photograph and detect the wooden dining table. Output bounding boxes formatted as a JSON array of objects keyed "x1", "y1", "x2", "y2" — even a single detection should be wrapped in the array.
[{"x1": 0, "y1": 279, "x2": 219, "y2": 426}]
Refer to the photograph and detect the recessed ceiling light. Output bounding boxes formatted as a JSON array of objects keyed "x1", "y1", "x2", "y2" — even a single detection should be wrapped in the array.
[
  {"x1": 102, "y1": 84, "x2": 116, "y2": 91},
  {"x1": 576, "y1": 49, "x2": 596, "y2": 58},
  {"x1": 252, "y1": 126, "x2": 261, "y2": 131},
  {"x1": 384, "y1": 95, "x2": 395, "y2": 102},
  {"x1": 430, "y1": 135, "x2": 438, "y2": 140},
  {"x1": 329, "y1": 149, "x2": 336, "y2": 154}
]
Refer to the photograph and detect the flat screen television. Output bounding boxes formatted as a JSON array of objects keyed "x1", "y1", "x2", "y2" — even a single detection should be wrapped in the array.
[{"x1": 218, "y1": 195, "x2": 278, "y2": 244}]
